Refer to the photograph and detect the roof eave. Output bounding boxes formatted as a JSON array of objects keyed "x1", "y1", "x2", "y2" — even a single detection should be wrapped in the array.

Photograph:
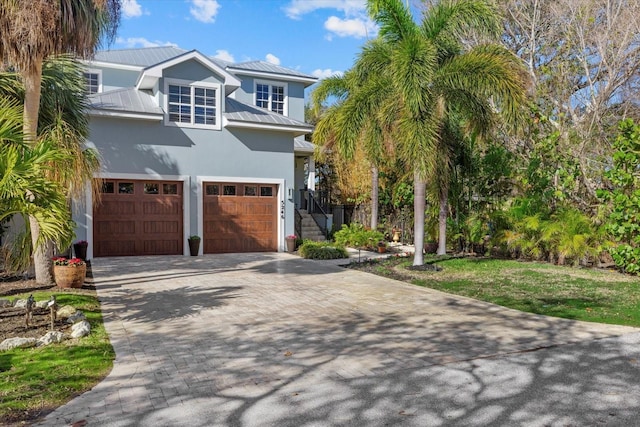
[
  {"x1": 223, "y1": 118, "x2": 313, "y2": 137},
  {"x1": 227, "y1": 68, "x2": 318, "y2": 87}
]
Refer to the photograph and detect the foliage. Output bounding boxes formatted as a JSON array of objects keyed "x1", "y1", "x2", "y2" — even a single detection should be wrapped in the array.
[
  {"x1": 51, "y1": 257, "x2": 86, "y2": 267},
  {"x1": 298, "y1": 241, "x2": 349, "y2": 260},
  {"x1": 597, "y1": 119, "x2": 640, "y2": 274},
  {"x1": 0, "y1": 292, "x2": 114, "y2": 423},
  {"x1": 333, "y1": 223, "x2": 385, "y2": 250},
  {"x1": 0, "y1": 100, "x2": 75, "y2": 249}
]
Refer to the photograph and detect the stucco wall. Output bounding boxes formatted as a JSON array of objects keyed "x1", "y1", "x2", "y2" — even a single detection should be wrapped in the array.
[{"x1": 74, "y1": 116, "x2": 297, "y2": 252}]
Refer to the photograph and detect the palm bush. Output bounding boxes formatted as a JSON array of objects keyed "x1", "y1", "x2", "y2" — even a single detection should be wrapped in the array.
[{"x1": 333, "y1": 223, "x2": 385, "y2": 250}]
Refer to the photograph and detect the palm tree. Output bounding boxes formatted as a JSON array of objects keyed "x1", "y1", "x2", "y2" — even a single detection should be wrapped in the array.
[
  {"x1": 362, "y1": 0, "x2": 528, "y2": 263},
  {"x1": 312, "y1": 66, "x2": 392, "y2": 230},
  {"x1": 0, "y1": 0, "x2": 120, "y2": 284},
  {"x1": 0, "y1": 99, "x2": 75, "y2": 253},
  {"x1": 0, "y1": 57, "x2": 102, "y2": 269}
]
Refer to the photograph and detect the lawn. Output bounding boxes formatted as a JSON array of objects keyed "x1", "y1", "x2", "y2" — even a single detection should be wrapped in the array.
[
  {"x1": 0, "y1": 289, "x2": 114, "y2": 425},
  {"x1": 349, "y1": 255, "x2": 640, "y2": 327}
]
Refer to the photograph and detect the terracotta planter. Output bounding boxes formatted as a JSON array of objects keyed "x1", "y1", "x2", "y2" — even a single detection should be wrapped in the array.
[
  {"x1": 378, "y1": 245, "x2": 387, "y2": 253},
  {"x1": 188, "y1": 238, "x2": 201, "y2": 256},
  {"x1": 53, "y1": 264, "x2": 86, "y2": 288},
  {"x1": 286, "y1": 238, "x2": 296, "y2": 252}
]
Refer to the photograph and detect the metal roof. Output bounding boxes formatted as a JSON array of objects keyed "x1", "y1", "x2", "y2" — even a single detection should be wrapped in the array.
[
  {"x1": 294, "y1": 137, "x2": 316, "y2": 153},
  {"x1": 224, "y1": 98, "x2": 313, "y2": 131},
  {"x1": 227, "y1": 61, "x2": 316, "y2": 80},
  {"x1": 93, "y1": 46, "x2": 187, "y2": 67},
  {"x1": 89, "y1": 88, "x2": 163, "y2": 115},
  {"x1": 91, "y1": 47, "x2": 316, "y2": 81}
]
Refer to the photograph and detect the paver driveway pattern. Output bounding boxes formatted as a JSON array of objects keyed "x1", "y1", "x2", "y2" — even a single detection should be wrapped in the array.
[{"x1": 37, "y1": 253, "x2": 640, "y2": 426}]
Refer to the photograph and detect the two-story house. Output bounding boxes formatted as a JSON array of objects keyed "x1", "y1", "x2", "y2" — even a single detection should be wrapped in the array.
[{"x1": 73, "y1": 46, "x2": 318, "y2": 258}]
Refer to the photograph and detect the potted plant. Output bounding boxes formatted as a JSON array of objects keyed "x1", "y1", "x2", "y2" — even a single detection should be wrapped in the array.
[
  {"x1": 52, "y1": 257, "x2": 86, "y2": 288},
  {"x1": 73, "y1": 240, "x2": 88, "y2": 260},
  {"x1": 188, "y1": 235, "x2": 201, "y2": 256},
  {"x1": 377, "y1": 240, "x2": 388, "y2": 253},
  {"x1": 285, "y1": 234, "x2": 297, "y2": 252}
]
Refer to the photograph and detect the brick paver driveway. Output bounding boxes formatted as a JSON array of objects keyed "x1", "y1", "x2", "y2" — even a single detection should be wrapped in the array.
[{"x1": 38, "y1": 253, "x2": 640, "y2": 426}]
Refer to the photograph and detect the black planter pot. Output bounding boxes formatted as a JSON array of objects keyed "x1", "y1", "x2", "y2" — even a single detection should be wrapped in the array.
[
  {"x1": 188, "y1": 238, "x2": 201, "y2": 256},
  {"x1": 73, "y1": 243, "x2": 88, "y2": 260}
]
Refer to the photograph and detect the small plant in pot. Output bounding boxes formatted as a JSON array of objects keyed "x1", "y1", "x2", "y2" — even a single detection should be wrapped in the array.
[
  {"x1": 188, "y1": 235, "x2": 201, "y2": 256},
  {"x1": 377, "y1": 240, "x2": 388, "y2": 253},
  {"x1": 52, "y1": 257, "x2": 87, "y2": 288},
  {"x1": 285, "y1": 234, "x2": 297, "y2": 252}
]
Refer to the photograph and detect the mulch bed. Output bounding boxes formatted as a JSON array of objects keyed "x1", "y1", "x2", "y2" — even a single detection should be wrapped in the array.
[{"x1": 0, "y1": 268, "x2": 96, "y2": 342}]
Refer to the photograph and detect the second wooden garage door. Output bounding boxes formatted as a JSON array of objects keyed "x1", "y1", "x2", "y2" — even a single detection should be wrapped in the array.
[{"x1": 203, "y1": 182, "x2": 278, "y2": 253}]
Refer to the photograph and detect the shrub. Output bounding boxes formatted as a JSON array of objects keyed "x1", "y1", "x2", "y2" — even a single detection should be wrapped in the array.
[
  {"x1": 333, "y1": 223, "x2": 385, "y2": 250},
  {"x1": 298, "y1": 241, "x2": 349, "y2": 260}
]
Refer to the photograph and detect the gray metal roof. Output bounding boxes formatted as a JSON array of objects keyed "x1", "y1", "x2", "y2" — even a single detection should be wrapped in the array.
[
  {"x1": 227, "y1": 61, "x2": 316, "y2": 80},
  {"x1": 93, "y1": 46, "x2": 187, "y2": 67},
  {"x1": 89, "y1": 88, "x2": 163, "y2": 115},
  {"x1": 91, "y1": 47, "x2": 315, "y2": 80},
  {"x1": 224, "y1": 98, "x2": 313, "y2": 131},
  {"x1": 294, "y1": 137, "x2": 316, "y2": 153}
]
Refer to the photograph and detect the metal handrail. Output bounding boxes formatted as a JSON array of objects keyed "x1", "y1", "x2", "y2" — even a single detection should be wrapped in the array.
[
  {"x1": 294, "y1": 209, "x2": 302, "y2": 239},
  {"x1": 307, "y1": 190, "x2": 329, "y2": 238}
]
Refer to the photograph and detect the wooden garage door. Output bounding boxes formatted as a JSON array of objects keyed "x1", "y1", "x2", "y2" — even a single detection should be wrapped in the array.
[
  {"x1": 93, "y1": 179, "x2": 183, "y2": 257},
  {"x1": 203, "y1": 182, "x2": 278, "y2": 253}
]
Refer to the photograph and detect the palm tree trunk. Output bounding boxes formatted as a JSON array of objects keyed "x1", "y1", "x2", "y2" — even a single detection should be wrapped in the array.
[
  {"x1": 413, "y1": 171, "x2": 426, "y2": 266},
  {"x1": 438, "y1": 179, "x2": 448, "y2": 256},
  {"x1": 370, "y1": 164, "x2": 379, "y2": 230},
  {"x1": 25, "y1": 62, "x2": 54, "y2": 285}
]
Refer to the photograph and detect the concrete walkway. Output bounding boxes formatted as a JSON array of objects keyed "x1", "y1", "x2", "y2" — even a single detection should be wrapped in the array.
[{"x1": 37, "y1": 253, "x2": 640, "y2": 427}]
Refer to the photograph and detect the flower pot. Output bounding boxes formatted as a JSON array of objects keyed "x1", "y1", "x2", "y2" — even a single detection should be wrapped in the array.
[
  {"x1": 73, "y1": 243, "x2": 88, "y2": 261},
  {"x1": 378, "y1": 245, "x2": 387, "y2": 253},
  {"x1": 286, "y1": 238, "x2": 296, "y2": 252},
  {"x1": 53, "y1": 264, "x2": 86, "y2": 288},
  {"x1": 188, "y1": 238, "x2": 200, "y2": 256}
]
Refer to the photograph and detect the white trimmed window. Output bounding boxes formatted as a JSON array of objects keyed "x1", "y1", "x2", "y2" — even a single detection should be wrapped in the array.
[
  {"x1": 83, "y1": 69, "x2": 102, "y2": 94},
  {"x1": 165, "y1": 79, "x2": 221, "y2": 130},
  {"x1": 255, "y1": 80, "x2": 287, "y2": 115}
]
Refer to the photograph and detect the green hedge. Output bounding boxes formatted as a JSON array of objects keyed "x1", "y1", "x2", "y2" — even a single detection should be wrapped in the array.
[
  {"x1": 298, "y1": 241, "x2": 349, "y2": 260},
  {"x1": 333, "y1": 223, "x2": 385, "y2": 250}
]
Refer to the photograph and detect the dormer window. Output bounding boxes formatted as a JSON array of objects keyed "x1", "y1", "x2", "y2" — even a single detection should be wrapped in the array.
[
  {"x1": 164, "y1": 78, "x2": 221, "y2": 130},
  {"x1": 83, "y1": 69, "x2": 102, "y2": 94},
  {"x1": 255, "y1": 80, "x2": 287, "y2": 115}
]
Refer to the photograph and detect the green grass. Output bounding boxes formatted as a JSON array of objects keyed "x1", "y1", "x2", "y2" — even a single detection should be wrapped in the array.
[
  {"x1": 0, "y1": 292, "x2": 114, "y2": 423},
  {"x1": 361, "y1": 256, "x2": 640, "y2": 327}
]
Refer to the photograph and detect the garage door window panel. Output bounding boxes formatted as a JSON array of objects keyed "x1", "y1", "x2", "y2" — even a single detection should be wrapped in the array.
[
  {"x1": 223, "y1": 185, "x2": 236, "y2": 196},
  {"x1": 118, "y1": 182, "x2": 134, "y2": 194}
]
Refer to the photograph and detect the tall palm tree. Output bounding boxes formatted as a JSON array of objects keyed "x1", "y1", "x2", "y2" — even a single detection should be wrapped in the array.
[
  {"x1": 0, "y1": 57, "x2": 102, "y2": 269},
  {"x1": 0, "y1": 0, "x2": 120, "y2": 284},
  {"x1": 362, "y1": 0, "x2": 528, "y2": 263}
]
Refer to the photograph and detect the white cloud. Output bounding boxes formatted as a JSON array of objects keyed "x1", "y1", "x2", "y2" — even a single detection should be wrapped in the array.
[
  {"x1": 284, "y1": 0, "x2": 366, "y2": 20},
  {"x1": 312, "y1": 69, "x2": 344, "y2": 79},
  {"x1": 214, "y1": 49, "x2": 235, "y2": 62},
  {"x1": 190, "y1": 0, "x2": 220, "y2": 23},
  {"x1": 324, "y1": 16, "x2": 377, "y2": 39},
  {"x1": 122, "y1": 0, "x2": 143, "y2": 18},
  {"x1": 265, "y1": 53, "x2": 281, "y2": 65},
  {"x1": 116, "y1": 37, "x2": 178, "y2": 48}
]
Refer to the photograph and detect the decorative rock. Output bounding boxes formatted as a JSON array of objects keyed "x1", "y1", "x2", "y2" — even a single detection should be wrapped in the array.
[
  {"x1": 36, "y1": 300, "x2": 49, "y2": 309},
  {"x1": 66, "y1": 311, "x2": 86, "y2": 324},
  {"x1": 0, "y1": 337, "x2": 38, "y2": 351},
  {"x1": 56, "y1": 305, "x2": 77, "y2": 319},
  {"x1": 14, "y1": 299, "x2": 27, "y2": 308},
  {"x1": 71, "y1": 320, "x2": 91, "y2": 338},
  {"x1": 38, "y1": 331, "x2": 65, "y2": 346},
  {"x1": 0, "y1": 299, "x2": 11, "y2": 308}
]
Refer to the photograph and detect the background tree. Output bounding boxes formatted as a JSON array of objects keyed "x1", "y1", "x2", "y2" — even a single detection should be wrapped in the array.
[{"x1": 0, "y1": 0, "x2": 120, "y2": 284}]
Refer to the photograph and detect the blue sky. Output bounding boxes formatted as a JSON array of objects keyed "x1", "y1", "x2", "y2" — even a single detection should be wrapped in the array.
[{"x1": 114, "y1": 0, "x2": 390, "y2": 80}]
